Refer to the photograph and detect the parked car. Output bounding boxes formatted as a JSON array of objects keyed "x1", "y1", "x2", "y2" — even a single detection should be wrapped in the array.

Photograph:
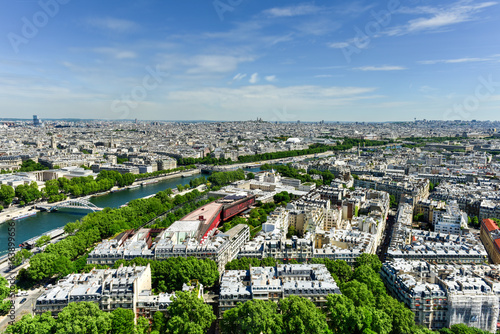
[{"x1": 19, "y1": 298, "x2": 27, "y2": 304}]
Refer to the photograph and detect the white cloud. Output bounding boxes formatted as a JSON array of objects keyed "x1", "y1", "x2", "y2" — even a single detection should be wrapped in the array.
[
  {"x1": 187, "y1": 55, "x2": 254, "y2": 74},
  {"x1": 265, "y1": 75, "x2": 277, "y2": 82},
  {"x1": 386, "y1": 1, "x2": 497, "y2": 36},
  {"x1": 327, "y1": 42, "x2": 350, "y2": 49},
  {"x1": 86, "y1": 17, "x2": 139, "y2": 33},
  {"x1": 327, "y1": 37, "x2": 370, "y2": 50},
  {"x1": 263, "y1": 4, "x2": 321, "y2": 17},
  {"x1": 336, "y1": 3, "x2": 377, "y2": 16},
  {"x1": 93, "y1": 47, "x2": 137, "y2": 59},
  {"x1": 167, "y1": 85, "x2": 377, "y2": 101},
  {"x1": 294, "y1": 19, "x2": 341, "y2": 36},
  {"x1": 419, "y1": 86, "x2": 439, "y2": 94},
  {"x1": 249, "y1": 73, "x2": 259, "y2": 84},
  {"x1": 164, "y1": 85, "x2": 380, "y2": 118},
  {"x1": 354, "y1": 66, "x2": 407, "y2": 71},
  {"x1": 232, "y1": 73, "x2": 247, "y2": 81},
  {"x1": 418, "y1": 57, "x2": 491, "y2": 64}
]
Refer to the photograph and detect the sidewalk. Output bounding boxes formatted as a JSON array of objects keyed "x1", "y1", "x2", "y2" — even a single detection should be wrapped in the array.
[{"x1": 0, "y1": 205, "x2": 37, "y2": 225}]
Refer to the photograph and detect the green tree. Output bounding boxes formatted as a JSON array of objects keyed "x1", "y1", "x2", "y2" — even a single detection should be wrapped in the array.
[
  {"x1": 472, "y1": 216, "x2": 479, "y2": 228},
  {"x1": 287, "y1": 225, "x2": 298, "y2": 238},
  {"x1": 111, "y1": 308, "x2": 135, "y2": 334},
  {"x1": 341, "y1": 280, "x2": 376, "y2": 308},
  {"x1": 0, "y1": 184, "x2": 15, "y2": 206},
  {"x1": 221, "y1": 300, "x2": 283, "y2": 334},
  {"x1": 119, "y1": 173, "x2": 136, "y2": 187},
  {"x1": 18, "y1": 159, "x2": 48, "y2": 172},
  {"x1": 413, "y1": 213, "x2": 425, "y2": 222},
  {"x1": 27, "y1": 253, "x2": 58, "y2": 280},
  {"x1": 52, "y1": 256, "x2": 75, "y2": 277},
  {"x1": 279, "y1": 295, "x2": 328, "y2": 334},
  {"x1": 389, "y1": 194, "x2": 398, "y2": 209},
  {"x1": 36, "y1": 235, "x2": 51, "y2": 248},
  {"x1": 273, "y1": 191, "x2": 290, "y2": 204},
  {"x1": 354, "y1": 253, "x2": 382, "y2": 272},
  {"x1": 0, "y1": 276, "x2": 12, "y2": 315},
  {"x1": 15, "y1": 182, "x2": 42, "y2": 204},
  {"x1": 166, "y1": 290, "x2": 216, "y2": 334},
  {"x1": 151, "y1": 311, "x2": 167, "y2": 333},
  {"x1": 114, "y1": 257, "x2": 219, "y2": 293},
  {"x1": 135, "y1": 316, "x2": 150, "y2": 334},
  {"x1": 4, "y1": 312, "x2": 56, "y2": 334},
  {"x1": 54, "y1": 302, "x2": 111, "y2": 334},
  {"x1": 43, "y1": 179, "x2": 60, "y2": 198},
  {"x1": 325, "y1": 294, "x2": 358, "y2": 333},
  {"x1": 247, "y1": 172, "x2": 255, "y2": 180},
  {"x1": 9, "y1": 249, "x2": 32, "y2": 268}
]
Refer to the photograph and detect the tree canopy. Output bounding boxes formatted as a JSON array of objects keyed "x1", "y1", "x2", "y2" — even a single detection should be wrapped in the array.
[
  {"x1": 0, "y1": 276, "x2": 12, "y2": 315},
  {"x1": 279, "y1": 295, "x2": 329, "y2": 334},
  {"x1": 221, "y1": 299, "x2": 283, "y2": 334},
  {"x1": 166, "y1": 290, "x2": 216, "y2": 334}
]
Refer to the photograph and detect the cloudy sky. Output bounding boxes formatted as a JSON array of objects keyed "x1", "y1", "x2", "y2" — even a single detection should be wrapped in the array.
[{"x1": 1, "y1": 0, "x2": 499, "y2": 121}]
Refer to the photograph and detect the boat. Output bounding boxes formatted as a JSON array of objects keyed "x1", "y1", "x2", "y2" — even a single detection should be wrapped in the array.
[
  {"x1": 128, "y1": 184, "x2": 141, "y2": 190},
  {"x1": 13, "y1": 211, "x2": 37, "y2": 220},
  {"x1": 111, "y1": 187, "x2": 127, "y2": 193}
]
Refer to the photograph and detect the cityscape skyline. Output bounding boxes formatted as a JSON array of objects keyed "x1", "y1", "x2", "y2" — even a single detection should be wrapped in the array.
[{"x1": 1, "y1": 1, "x2": 500, "y2": 122}]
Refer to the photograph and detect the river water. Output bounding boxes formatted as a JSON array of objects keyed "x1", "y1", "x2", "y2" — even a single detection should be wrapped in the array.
[{"x1": 0, "y1": 174, "x2": 201, "y2": 256}]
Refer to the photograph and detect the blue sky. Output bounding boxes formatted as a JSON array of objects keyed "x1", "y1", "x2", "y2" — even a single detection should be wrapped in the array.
[{"x1": 1, "y1": 0, "x2": 499, "y2": 122}]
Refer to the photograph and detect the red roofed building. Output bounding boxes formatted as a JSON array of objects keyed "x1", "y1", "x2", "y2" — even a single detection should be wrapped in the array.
[{"x1": 480, "y1": 218, "x2": 500, "y2": 263}]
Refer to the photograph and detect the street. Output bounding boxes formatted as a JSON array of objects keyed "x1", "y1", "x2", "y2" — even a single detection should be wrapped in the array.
[
  {"x1": 377, "y1": 213, "x2": 396, "y2": 262},
  {"x1": 0, "y1": 287, "x2": 45, "y2": 332}
]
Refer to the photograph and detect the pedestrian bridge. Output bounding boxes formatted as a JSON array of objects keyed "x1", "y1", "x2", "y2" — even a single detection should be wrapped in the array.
[{"x1": 38, "y1": 198, "x2": 103, "y2": 212}]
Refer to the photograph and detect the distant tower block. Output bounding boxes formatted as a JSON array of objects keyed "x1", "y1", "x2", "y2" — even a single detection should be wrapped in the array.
[{"x1": 33, "y1": 115, "x2": 41, "y2": 126}]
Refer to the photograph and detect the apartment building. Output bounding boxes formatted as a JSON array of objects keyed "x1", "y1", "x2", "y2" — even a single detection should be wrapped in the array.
[{"x1": 219, "y1": 264, "x2": 341, "y2": 316}]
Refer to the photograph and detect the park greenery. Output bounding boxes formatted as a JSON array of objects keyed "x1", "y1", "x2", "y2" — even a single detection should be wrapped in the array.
[
  {"x1": 207, "y1": 169, "x2": 246, "y2": 186},
  {"x1": 0, "y1": 276, "x2": 12, "y2": 315},
  {"x1": 0, "y1": 184, "x2": 15, "y2": 206},
  {"x1": 110, "y1": 257, "x2": 219, "y2": 293},
  {"x1": 273, "y1": 191, "x2": 291, "y2": 205},
  {"x1": 219, "y1": 202, "x2": 276, "y2": 238},
  {"x1": 15, "y1": 182, "x2": 42, "y2": 205},
  {"x1": 177, "y1": 143, "x2": 333, "y2": 166},
  {"x1": 2, "y1": 165, "x2": 197, "y2": 205},
  {"x1": 400, "y1": 136, "x2": 469, "y2": 149},
  {"x1": 261, "y1": 163, "x2": 319, "y2": 185},
  {"x1": 18, "y1": 159, "x2": 49, "y2": 172}
]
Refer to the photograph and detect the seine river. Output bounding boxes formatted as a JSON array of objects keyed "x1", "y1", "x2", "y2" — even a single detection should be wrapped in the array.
[
  {"x1": 0, "y1": 173, "x2": 201, "y2": 256},
  {"x1": 0, "y1": 166, "x2": 264, "y2": 257}
]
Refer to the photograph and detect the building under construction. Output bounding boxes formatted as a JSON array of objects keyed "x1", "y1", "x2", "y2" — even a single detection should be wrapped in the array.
[{"x1": 381, "y1": 259, "x2": 499, "y2": 332}]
